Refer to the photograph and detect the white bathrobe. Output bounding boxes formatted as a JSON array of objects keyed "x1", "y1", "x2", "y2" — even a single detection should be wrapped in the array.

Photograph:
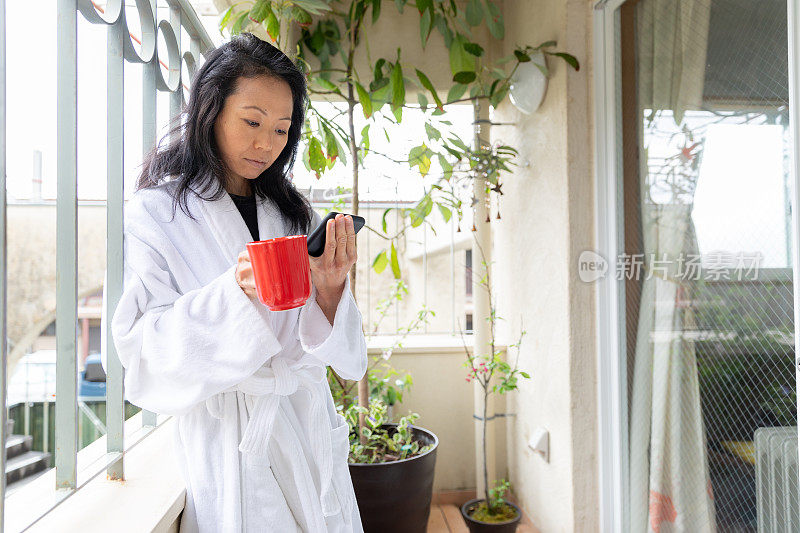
[{"x1": 103, "y1": 179, "x2": 367, "y2": 533}]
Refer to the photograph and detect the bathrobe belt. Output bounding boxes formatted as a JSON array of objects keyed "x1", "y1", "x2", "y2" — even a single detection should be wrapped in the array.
[{"x1": 204, "y1": 357, "x2": 347, "y2": 518}]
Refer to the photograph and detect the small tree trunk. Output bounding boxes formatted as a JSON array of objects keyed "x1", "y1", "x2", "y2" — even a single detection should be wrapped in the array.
[
  {"x1": 483, "y1": 388, "x2": 490, "y2": 508},
  {"x1": 346, "y1": 81, "x2": 369, "y2": 446}
]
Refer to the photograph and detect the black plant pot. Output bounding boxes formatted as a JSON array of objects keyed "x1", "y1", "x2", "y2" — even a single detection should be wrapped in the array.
[
  {"x1": 349, "y1": 424, "x2": 438, "y2": 533},
  {"x1": 460, "y1": 498, "x2": 522, "y2": 533}
]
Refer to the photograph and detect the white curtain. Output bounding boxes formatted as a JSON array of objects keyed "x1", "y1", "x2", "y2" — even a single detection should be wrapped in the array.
[
  {"x1": 629, "y1": 205, "x2": 716, "y2": 532},
  {"x1": 637, "y1": 0, "x2": 711, "y2": 124},
  {"x1": 629, "y1": 1, "x2": 716, "y2": 531}
]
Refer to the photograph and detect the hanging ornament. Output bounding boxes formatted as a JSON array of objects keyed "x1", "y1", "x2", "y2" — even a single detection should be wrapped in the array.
[{"x1": 494, "y1": 181, "x2": 503, "y2": 219}]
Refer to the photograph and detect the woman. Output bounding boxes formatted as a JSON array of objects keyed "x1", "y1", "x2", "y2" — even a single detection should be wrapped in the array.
[{"x1": 104, "y1": 33, "x2": 367, "y2": 532}]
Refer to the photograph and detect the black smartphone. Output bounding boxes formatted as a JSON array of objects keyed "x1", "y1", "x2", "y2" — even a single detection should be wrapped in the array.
[{"x1": 307, "y1": 211, "x2": 366, "y2": 257}]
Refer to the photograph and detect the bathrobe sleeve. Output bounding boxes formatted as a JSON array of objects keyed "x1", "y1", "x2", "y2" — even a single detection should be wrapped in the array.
[
  {"x1": 297, "y1": 210, "x2": 368, "y2": 381},
  {"x1": 106, "y1": 197, "x2": 283, "y2": 415}
]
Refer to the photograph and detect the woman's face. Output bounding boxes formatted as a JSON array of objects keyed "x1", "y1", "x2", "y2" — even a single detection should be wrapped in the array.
[{"x1": 213, "y1": 75, "x2": 294, "y2": 193}]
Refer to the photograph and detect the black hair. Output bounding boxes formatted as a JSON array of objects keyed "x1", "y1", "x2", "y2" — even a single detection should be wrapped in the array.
[{"x1": 137, "y1": 32, "x2": 312, "y2": 234}]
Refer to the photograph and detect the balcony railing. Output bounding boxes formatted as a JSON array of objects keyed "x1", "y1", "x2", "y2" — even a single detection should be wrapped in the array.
[{"x1": 1, "y1": 1, "x2": 214, "y2": 529}]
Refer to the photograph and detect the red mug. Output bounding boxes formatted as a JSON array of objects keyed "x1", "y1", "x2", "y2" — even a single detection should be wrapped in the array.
[{"x1": 246, "y1": 235, "x2": 312, "y2": 311}]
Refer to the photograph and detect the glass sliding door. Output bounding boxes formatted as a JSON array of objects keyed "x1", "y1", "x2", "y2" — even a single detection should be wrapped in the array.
[{"x1": 611, "y1": 0, "x2": 795, "y2": 531}]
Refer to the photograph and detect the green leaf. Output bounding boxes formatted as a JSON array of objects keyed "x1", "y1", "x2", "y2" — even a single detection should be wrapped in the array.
[
  {"x1": 520, "y1": 371, "x2": 530, "y2": 379},
  {"x1": 308, "y1": 137, "x2": 326, "y2": 176},
  {"x1": 390, "y1": 242, "x2": 401, "y2": 279},
  {"x1": 424, "y1": 122, "x2": 441, "y2": 140},
  {"x1": 355, "y1": 82, "x2": 373, "y2": 118},
  {"x1": 420, "y1": 8, "x2": 433, "y2": 48},
  {"x1": 370, "y1": 76, "x2": 390, "y2": 93},
  {"x1": 535, "y1": 40, "x2": 557, "y2": 49},
  {"x1": 408, "y1": 144, "x2": 431, "y2": 176},
  {"x1": 219, "y1": 5, "x2": 235, "y2": 29},
  {"x1": 417, "y1": 92, "x2": 429, "y2": 109},
  {"x1": 438, "y1": 153, "x2": 453, "y2": 178},
  {"x1": 266, "y1": 11, "x2": 280, "y2": 40},
  {"x1": 482, "y1": 0, "x2": 504, "y2": 39},
  {"x1": 449, "y1": 34, "x2": 475, "y2": 76},
  {"x1": 465, "y1": 0, "x2": 482, "y2": 26},
  {"x1": 446, "y1": 83, "x2": 468, "y2": 103},
  {"x1": 372, "y1": 0, "x2": 382, "y2": 23},
  {"x1": 360, "y1": 124, "x2": 371, "y2": 152},
  {"x1": 381, "y1": 208, "x2": 391, "y2": 233},
  {"x1": 463, "y1": 42, "x2": 484, "y2": 57},
  {"x1": 418, "y1": 194, "x2": 433, "y2": 216},
  {"x1": 322, "y1": 125, "x2": 339, "y2": 162},
  {"x1": 372, "y1": 251, "x2": 389, "y2": 274},
  {"x1": 514, "y1": 50, "x2": 531, "y2": 62},
  {"x1": 547, "y1": 51, "x2": 580, "y2": 71},
  {"x1": 291, "y1": 7, "x2": 312, "y2": 27},
  {"x1": 292, "y1": 0, "x2": 331, "y2": 15},
  {"x1": 490, "y1": 85, "x2": 509, "y2": 107},
  {"x1": 443, "y1": 145, "x2": 462, "y2": 159},
  {"x1": 386, "y1": 387, "x2": 398, "y2": 405},
  {"x1": 453, "y1": 71, "x2": 476, "y2": 84},
  {"x1": 449, "y1": 136, "x2": 469, "y2": 151},
  {"x1": 437, "y1": 204, "x2": 452, "y2": 222},
  {"x1": 315, "y1": 77, "x2": 338, "y2": 91},
  {"x1": 301, "y1": 142, "x2": 311, "y2": 171},
  {"x1": 231, "y1": 11, "x2": 249, "y2": 34},
  {"x1": 395, "y1": 0, "x2": 406, "y2": 14},
  {"x1": 434, "y1": 12, "x2": 453, "y2": 48},
  {"x1": 415, "y1": 69, "x2": 443, "y2": 109},
  {"x1": 373, "y1": 58, "x2": 386, "y2": 81},
  {"x1": 250, "y1": 0, "x2": 272, "y2": 22},
  {"x1": 390, "y1": 61, "x2": 405, "y2": 109}
]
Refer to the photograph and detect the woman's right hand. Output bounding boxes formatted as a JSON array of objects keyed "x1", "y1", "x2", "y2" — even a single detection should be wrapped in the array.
[{"x1": 235, "y1": 250, "x2": 258, "y2": 299}]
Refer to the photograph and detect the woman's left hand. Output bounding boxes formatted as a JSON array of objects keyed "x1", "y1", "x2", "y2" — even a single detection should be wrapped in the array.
[{"x1": 309, "y1": 213, "x2": 357, "y2": 306}]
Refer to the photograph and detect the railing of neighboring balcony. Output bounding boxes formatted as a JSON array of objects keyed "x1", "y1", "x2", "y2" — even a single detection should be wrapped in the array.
[{"x1": 0, "y1": 1, "x2": 214, "y2": 530}]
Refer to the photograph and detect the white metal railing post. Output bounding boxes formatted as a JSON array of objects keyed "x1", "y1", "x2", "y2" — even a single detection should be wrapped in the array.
[
  {"x1": 55, "y1": 0, "x2": 79, "y2": 492},
  {"x1": 423, "y1": 216, "x2": 427, "y2": 334},
  {"x1": 141, "y1": 0, "x2": 159, "y2": 429},
  {"x1": 450, "y1": 215, "x2": 456, "y2": 335},
  {"x1": 0, "y1": 0, "x2": 7, "y2": 527},
  {"x1": 169, "y1": 3, "x2": 182, "y2": 125},
  {"x1": 105, "y1": 15, "x2": 126, "y2": 481}
]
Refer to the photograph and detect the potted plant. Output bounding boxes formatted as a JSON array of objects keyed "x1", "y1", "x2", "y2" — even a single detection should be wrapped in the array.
[
  {"x1": 344, "y1": 399, "x2": 438, "y2": 532},
  {"x1": 326, "y1": 278, "x2": 439, "y2": 532},
  {"x1": 458, "y1": 242, "x2": 530, "y2": 532}
]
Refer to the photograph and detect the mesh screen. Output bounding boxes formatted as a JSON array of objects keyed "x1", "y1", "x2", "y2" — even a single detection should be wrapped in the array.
[{"x1": 618, "y1": 0, "x2": 795, "y2": 531}]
